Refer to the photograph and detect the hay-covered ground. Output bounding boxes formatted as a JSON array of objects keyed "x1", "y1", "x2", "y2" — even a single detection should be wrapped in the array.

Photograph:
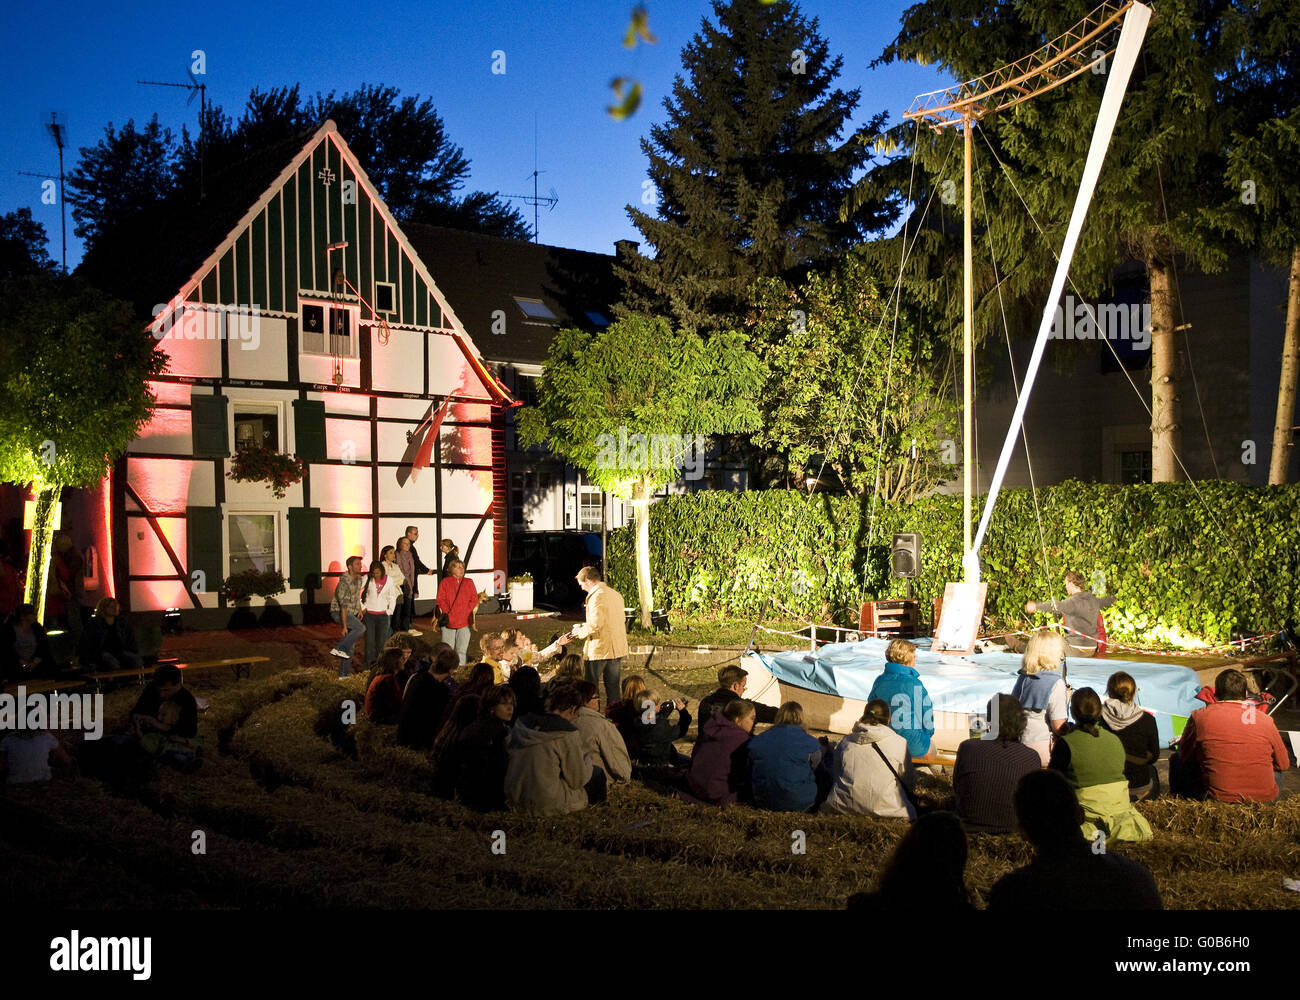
[{"x1": 3, "y1": 626, "x2": 1298, "y2": 910}]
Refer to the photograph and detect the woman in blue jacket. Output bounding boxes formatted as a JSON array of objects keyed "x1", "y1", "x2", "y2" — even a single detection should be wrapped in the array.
[
  {"x1": 748, "y1": 702, "x2": 825, "y2": 812},
  {"x1": 867, "y1": 639, "x2": 933, "y2": 758}
]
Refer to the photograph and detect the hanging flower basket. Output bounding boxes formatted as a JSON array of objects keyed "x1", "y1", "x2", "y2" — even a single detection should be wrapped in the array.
[
  {"x1": 219, "y1": 568, "x2": 287, "y2": 603},
  {"x1": 228, "y1": 445, "x2": 305, "y2": 499}
]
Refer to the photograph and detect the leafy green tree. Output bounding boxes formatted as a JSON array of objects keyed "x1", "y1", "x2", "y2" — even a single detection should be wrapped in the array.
[
  {"x1": 869, "y1": 0, "x2": 1235, "y2": 481},
  {"x1": 0, "y1": 275, "x2": 165, "y2": 618},
  {"x1": 618, "y1": 0, "x2": 890, "y2": 334},
  {"x1": 748, "y1": 250, "x2": 959, "y2": 501},
  {"x1": 0, "y1": 208, "x2": 56, "y2": 279},
  {"x1": 517, "y1": 314, "x2": 762, "y2": 624}
]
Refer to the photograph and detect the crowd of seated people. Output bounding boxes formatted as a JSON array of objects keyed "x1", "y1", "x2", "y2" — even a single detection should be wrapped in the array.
[{"x1": 361, "y1": 619, "x2": 1286, "y2": 909}]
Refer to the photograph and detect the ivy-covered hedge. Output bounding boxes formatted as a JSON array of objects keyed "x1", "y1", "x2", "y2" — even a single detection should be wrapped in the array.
[{"x1": 607, "y1": 482, "x2": 1300, "y2": 645}]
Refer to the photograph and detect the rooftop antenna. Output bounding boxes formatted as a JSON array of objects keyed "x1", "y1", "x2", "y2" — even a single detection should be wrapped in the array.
[
  {"x1": 17, "y1": 113, "x2": 68, "y2": 273},
  {"x1": 503, "y1": 115, "x2": 558, "y2": 242},
  {"x1": 138, "y1": 66, "x2": 208, "y2": 199}
]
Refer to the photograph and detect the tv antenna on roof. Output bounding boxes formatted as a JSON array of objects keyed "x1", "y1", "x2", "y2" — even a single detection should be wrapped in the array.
[
  {"x1": 16, "y1": 112, "x2": 69, "y2": 273},
  {"x1": 503, "y1": 114, "x2": 558, "y2": 243},
  {"x1": 139, "y1": 66, "x2": 208, "y2": 199}
]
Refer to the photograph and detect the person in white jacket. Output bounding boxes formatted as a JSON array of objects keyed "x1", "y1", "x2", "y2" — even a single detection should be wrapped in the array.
[
  {"x1": 820, "y1": 699, "x2": 918, "y2": 821},
  {"x1": 572, "y1": 680, "x2": 632, "y2": 783},
  {"x1": 360, "y1": 560, "x2": 400, "y2": 673}
]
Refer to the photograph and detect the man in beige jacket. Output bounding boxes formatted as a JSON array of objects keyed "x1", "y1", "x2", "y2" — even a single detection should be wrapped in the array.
[{"x1": 570, "y1": 567, "x2": 628, "y2": 706}]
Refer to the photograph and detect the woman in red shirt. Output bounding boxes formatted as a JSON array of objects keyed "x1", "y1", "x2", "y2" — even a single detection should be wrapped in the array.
[{"x1": 436, "y1": 559, "x2": 479, "y2": 665}]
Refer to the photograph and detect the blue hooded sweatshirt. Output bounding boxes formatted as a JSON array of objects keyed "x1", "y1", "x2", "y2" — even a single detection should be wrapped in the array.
[
  {"x1": 748, "y1": 723, "x2": 823, "y2": 812},
  {"x1": 868, "y1": 661, "x2": 933, "y2": 757}
]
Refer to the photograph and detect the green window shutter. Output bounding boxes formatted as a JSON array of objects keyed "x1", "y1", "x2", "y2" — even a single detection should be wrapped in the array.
[
  {"x1": 292, "y1": 398, "x2": 326, "y2": 463},
  {"x1": 186, "y1": 506, "x2": 223, "y2": 596},
  {"x1": 191, "y1": 391, "x2": 229, "y2": 458},
  {"x1": 287, "y1": 507, "x2": 322, "y2": 590}
]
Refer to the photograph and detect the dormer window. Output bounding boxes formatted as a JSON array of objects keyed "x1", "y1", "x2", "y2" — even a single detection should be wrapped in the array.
[{"x1": 513, "y1": 296, "x2": 557, "y2": 321}]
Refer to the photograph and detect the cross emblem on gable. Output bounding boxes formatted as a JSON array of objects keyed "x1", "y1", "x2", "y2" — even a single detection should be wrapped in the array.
[{"x1": 318, "y1": 167, "x2": 336, "y2": 187}]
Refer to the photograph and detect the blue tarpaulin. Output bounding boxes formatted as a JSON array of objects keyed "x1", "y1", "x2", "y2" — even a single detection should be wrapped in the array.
[{"x1": 750, "y1": 636, "x2": 1204, "y2": 746}]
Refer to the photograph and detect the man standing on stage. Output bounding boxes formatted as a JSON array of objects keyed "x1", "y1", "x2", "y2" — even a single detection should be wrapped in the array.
[{"x1": 1025, "y1": 571, "x2": 1116, "y2": 657}]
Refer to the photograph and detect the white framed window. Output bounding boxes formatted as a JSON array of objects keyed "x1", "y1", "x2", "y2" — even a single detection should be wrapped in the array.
[
  {"x1": 374, "y1": 281, "x2": 397, "y2": 316},
  {"x1": 300, "y1": 298, "x2": 360, "y2": 358},
  {"x1": 226, "y1": 510, "x2": 282, "y2": 578},
  {"x1": 230, "y1": 400, "x2": 285, "y2": 454}
]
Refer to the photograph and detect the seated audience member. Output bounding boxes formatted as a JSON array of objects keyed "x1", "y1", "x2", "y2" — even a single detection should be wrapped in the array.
[
  {"x1": 987, "y1": 770, "x2": 1162, "y2": 910},
  {"x1": 533, "y1": 630, "x2": 574, "y2": 664},
  {"x1": 846, "y1": 811, "x2": 973, "y2": 913},
  {"x1": 452, "y1": 662, "x2": 497, "y2": 706},
  {"x1": 397, "y1": 648, "x2": 458, "y2": 751},
  {"x1": 539, "y1": 650, "x2": 585, "y2": 692},
  {"x1": 432, "y1": 695, "x2": 482, "y2": 800},
  {"x1": 508, "y1": 665, "x2": 545, "y2": 721},
  {"x1": 131, "y1": 663, "x2": 201, "y2": 768},
  {"x1": 1170, "y1": 668, "x2": 1290, "y2": 803},
  {"x1": 501, "y1": 628, "x2": 537, "y2": 659},
  {"x1": 626, "y1": 687, "x2": 691, "y2": 768},
  {"x1": 0, "y1": 726, "x2": 72, "y2": 785},
  {"x1": 454, "y1": 685, "x2": 517, "y2": 812},
  {"x1": 697, "y1": 666, "x2": 777, "y2": 733},
  {"x1": 1011, "y1": 631, "x2": 1069, "y2": 766},
  {"x1": 472, "y1": 635, "x2": 509, "y2": 684},
  {"x1": 505, "y1": 682, "x2": 605, "y2": 814},
  {"x1": 1049, "y1": 688, "x2": 1152, "y2": 843},
  {"x1": 1, "y1": 603, "x2": 55, "y2": 680},
  {"x1": 681, "y1": 698, "x2": 755, "y2": 808},
  {"x1": 953, "y1": 694, "x2": 1041, "y2": 834},
  {"x1": 747, "y1": 701, "x2": 824, "y2": 812},
  {"x1": 867, "y1": 639, "x2": 933, "y2": 757},
  {"x1": 573, "y1": 680, "x2": 631, "y2": 783},
  {"x1": 606, "y1": 675, "x2": 649, "y2": 759},
  {"x1": 1100, "y1": 671, "x2": 1161, "y2": 801},
  {"x1": 364, "y1": 649, "x2": 405, "y2": 724},
  {"x1": 79, "y1": 598, "x2": 144, "y2": 673},
  {"x1": 820, "y1": 699, "x2": 916, "y2": 820}
]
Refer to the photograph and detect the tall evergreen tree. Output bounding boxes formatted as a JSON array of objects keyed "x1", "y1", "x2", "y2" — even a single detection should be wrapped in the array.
[{"x1": 618, "y1": 0, "x2": 890, "y2": 333}]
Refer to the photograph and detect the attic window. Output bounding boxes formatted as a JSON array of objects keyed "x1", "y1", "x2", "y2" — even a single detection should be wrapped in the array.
[
  {"x1": 513, "y1": 296, "x2": 557, "y2": 321},
  {"x1": 374, "y1": 281, "x2": 397, "y2": 315},
  {"x1": 584, "y1": 310, "x2": 611, "y2": 328}
]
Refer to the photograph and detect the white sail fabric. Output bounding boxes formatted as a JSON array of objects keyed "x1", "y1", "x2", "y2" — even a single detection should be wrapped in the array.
[{"x1": 965, "y1": 1, "x2": 1153, "y2": 582}]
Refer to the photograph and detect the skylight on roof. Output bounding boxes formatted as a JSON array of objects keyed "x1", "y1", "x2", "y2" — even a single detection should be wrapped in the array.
[
  {"x1": 584, "y1": 310, "x2": 611, "y2": 328},
  {"x1": 513, "y1": 296, "x2": 557, "y2": 320}
]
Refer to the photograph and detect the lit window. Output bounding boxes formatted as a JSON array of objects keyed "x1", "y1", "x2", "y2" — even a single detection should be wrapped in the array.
[
  {"x1": 228, "y1": 513, "x2": 278, "y2": 576},
  {"x1": 584, "y1": 310, "x2": 611, "y2": 328},
  {"x1": 233, "y1": 407, "x2": 280, "y2": 453},
  {"x1": 300, "y1": 300, "x2": 359, "y2": 357},
  {"x1": 513, "y1": 296, "x2": 557, "y2": 321}
]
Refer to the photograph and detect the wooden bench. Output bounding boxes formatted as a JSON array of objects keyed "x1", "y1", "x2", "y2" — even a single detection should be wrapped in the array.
[
  {"x1": 88, "y1": 655, "x2": 270, "y2": 689},
  {"x1": 912, "y1": 753, "x2": 958, "y2": 769},
  {"x1": 2, "y1": 677, "x2": 87, "y2": 697}
]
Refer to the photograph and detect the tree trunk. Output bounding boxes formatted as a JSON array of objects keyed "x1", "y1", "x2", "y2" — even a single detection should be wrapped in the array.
[
  {"x1": 1148, "y1": 258, "x2": 1181, "y2": 481},
  {"x1": 24, "y1": 483, "x2": 60, "y2": 622},
  {"x1": 632, "y1": 477, "x2": 655, "y2": 629},
  {"x1": 1268, "y1": 244, "x2": 1300, "y2": 485}
]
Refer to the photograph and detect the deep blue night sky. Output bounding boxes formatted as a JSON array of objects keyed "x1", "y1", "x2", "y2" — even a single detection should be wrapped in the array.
[{"x1": 0, "y1": 1, "x2": 952, "y2": 265}]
